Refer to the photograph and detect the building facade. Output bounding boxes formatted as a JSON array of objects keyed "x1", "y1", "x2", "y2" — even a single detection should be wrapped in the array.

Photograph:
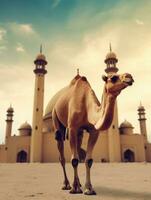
[{"x1": 0, "y1": 47, "x2": 151, "y2": 163}]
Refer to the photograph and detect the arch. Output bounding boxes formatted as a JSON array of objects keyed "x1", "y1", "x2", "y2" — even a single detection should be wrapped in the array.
[
  {"x1": 17, "y1": 150, "x2": 28, "y2": 163},
  {"x1": 124, "y1": 149, "x2": 135, "y2": 162},
  {"x1": 79, "y1": 148, "x2": 86, "y2": 162}
]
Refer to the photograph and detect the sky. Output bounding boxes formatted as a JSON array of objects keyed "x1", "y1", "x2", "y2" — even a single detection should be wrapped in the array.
[{"x1": 0, "y1": 0, "x2": 151, "y2": 142}]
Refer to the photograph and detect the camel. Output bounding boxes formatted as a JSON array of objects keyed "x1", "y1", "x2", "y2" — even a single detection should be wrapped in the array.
[{"x1": 52, "y1": 72, "x2": 134, "y2": 195}]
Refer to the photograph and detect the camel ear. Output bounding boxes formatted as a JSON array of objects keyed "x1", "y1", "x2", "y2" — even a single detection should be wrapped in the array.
[{"x1": 102, "y1": 75, "x2": 108, "y2": 82}]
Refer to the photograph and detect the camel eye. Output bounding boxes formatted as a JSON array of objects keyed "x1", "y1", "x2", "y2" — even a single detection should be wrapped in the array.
[{"x1": 111, "y1": 75, "x2": 119, "y2": 83}]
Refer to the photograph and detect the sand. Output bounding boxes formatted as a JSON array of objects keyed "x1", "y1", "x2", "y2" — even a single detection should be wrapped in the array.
[{"x1": 0, "y1": 163, "x2": 151, "y2": 200}]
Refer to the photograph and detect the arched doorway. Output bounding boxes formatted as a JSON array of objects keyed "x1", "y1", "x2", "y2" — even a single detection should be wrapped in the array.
[
  {"x1": 17, "y1": 150, "x2": 28, "y2": 163},
  {"x1": 124, "y1": 149, "x2": 135, "y2": 162},
  {"x1": 79, "y1": 148, "x2": 86, "y2": 162}
]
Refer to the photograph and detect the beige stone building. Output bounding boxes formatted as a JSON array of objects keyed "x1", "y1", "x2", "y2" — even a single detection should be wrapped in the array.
[{"x1": 0, "y1": 47, "x2": 151, "y2": 163}]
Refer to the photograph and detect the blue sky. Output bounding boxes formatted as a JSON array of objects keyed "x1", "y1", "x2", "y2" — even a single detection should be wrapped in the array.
[
  {"x1": 0, "y1": 0, "x2": 147, "y2": 53},
  {"x1": 0, "y1": 0, "x2": 151, "y2": 142},
  {"x1": 0, "y1": 0, "x2": 148, "y2": 69}
]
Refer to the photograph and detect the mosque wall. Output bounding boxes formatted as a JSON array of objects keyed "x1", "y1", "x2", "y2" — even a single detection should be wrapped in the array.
[
  {"x1": 108, "y1": 102, "x2": 121, "y2": 162},
  {"x1": 42, "y1": 131, "x2": 109, "y2": 162},
  {"x1": 92, "y1": 132, "x2": 109, "y2": 162},
  {"x1": 120, "y1": 134, "x2": 146, "y2": 162},
  {"x1": 42, "y1": 131, "x2": 151, "y2": 163},
  {"x1": 42, "y1": 132, "x2": 59, "y2": 162},
  {"x1": 1, "y1": 131, "x2": 150, "y2": 163},
  {"x1": 6, "y1": 136, "x2": 30, "y2": 163},
  {"x1": 76, "y1": 131, "x2": 109, "y2": 162},
  {"x1": 42, "y1": 132, "x2": 72, "y2": 162},
  {"x1": 0, "y1": 145, "x2": 7, "y2": 162},
  {"x1": 145, "y1": 143, "x2": 151, "y2": 162}
]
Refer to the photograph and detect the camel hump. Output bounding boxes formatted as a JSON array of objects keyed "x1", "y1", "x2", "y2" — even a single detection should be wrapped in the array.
[
  {"x1": 81, "y1": 76, "x2": 87, "y2": 81},
  {"x1": 70, "y1": 75, "x2": 88, "y2": 86},
  {"x1": 70, "y1": 75, "x2": 81, "y2": 85}
]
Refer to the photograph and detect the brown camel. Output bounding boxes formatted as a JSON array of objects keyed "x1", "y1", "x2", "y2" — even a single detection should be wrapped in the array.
[{"x1": 52, "y1": 72, "x2": 134, "y2": 195}]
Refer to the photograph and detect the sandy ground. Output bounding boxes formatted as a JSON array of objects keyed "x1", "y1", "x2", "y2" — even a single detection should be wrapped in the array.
[{"x1": 0, "y1": 163, "x2": 151, "y2": 200}]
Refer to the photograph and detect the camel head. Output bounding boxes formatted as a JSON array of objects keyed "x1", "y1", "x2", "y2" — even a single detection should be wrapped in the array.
[{"x1": 102, "y1": 73, "x2": 134, "y2": 97}]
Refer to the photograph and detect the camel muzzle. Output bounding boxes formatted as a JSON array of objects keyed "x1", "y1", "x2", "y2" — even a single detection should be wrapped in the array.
[{"x1": 123, "y1": 75, "x2": 134, "y2": 86}]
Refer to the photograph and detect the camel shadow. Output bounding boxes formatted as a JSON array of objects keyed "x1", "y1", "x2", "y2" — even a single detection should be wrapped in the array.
[{"x1": 95, "y1": 186, "x2": 151, "y2": 200}]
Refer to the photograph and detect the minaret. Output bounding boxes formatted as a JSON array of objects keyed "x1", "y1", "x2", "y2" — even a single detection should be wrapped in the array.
[
  {"x1": 5, "y1": 105, "x2": 14, "y2": 144},
  {"x1": 104, "y1": 44, "x2": 121, "y2": 162},
  {"x1": 138, "y1": 103, "x2": 148, "y2": 142},
  {"x1": 30, "y1": 46, "x2": 47, "y2": 162}
]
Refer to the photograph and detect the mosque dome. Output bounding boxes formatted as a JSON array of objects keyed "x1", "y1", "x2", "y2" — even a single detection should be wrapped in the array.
[
  {"x1": 104, "y1": 44, "x2": 118, "y2": 66},
  {"x1": 119, "y1": 120, "x2": 133, "y2": 135},
  {"x1": 106, "y1": 51, "x2": 117, "y2": 60},
  {"x1": 119, "y1": 120, "x2": 133, "y2": 129},
  {"x1": 7, "y1": 106, "x2": 14, "y2": 113},
  {"x1": 44, "y1": 87, "x2": 68, "y2": 120},
  {"x1": 138, "y1": 104, "x2": 145, "y2": 111},
  {"x1": 19, "y1": 122, "x2": 32, "y2": 130},
  {"x1": 34, "y1": 45, "x2": 47, "y2": 65},
  {"x1": 18, "y1": 122, "x2": 32, "y2": 136},
  {"x1": 36, "y1": 53, "x2": 46, "y2": 61}
]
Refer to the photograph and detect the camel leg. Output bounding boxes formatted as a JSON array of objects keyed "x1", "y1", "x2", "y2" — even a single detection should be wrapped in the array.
[
  {"x1": 84, "y1": 132, "x2": 99, "y2": 195},
  {"x1": 76, "y1": 131, "x2": 84, "y2": 187},
  {"x1": 77, "y1": 130, "x2": 83, "y2": 162},
  {"x1": 56, "y1": 133, "x2": 71, "y2": 190},
  {"x1": 52, "y1": 109, "x2": 71, "y2": 190},
  {"x1": 69, "y1": 129, "x2": 83, "y2": 194}
]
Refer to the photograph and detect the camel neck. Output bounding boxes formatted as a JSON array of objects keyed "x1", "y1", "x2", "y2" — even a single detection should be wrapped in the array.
[{"x1": 94, "y1": 90, "x2": 116, "y2": 131}]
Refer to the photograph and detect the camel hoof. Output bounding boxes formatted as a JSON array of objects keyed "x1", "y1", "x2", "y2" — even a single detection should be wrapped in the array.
[
  {"x1": 69, "y1": 188, "x2": 83, "y2": 194},
  {"x1": 62, "y1": 184, "x2": 71, "y2": 190},
  {"x1": 84, "y1": 189, "x2": 96, "y2": 195},
  {"x1": 77, "y1": 188, "x2": 83, "y2": 194}
]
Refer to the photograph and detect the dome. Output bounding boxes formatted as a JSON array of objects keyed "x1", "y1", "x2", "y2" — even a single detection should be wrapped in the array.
[
  {"x1": 18, "y1": 122, "x2": 32, "y2": 130},
  {"x1": 36, "y1": 53, "x2": 46, "y2": 61},
  {"x1": 119, "y1": 120, "x2": 133, "y2": 129},
  {"x1": 106, "y1": 51, "x2": 117, "y2": 60},
  {"x1": 18, "y1": 122, "x2": 32, "y2": 136},
  {"x1": 104, "y1": 44, "x2": 118, "y2": 64},
  {"x1": 44, "y1": 87, "x2": 68, "y2": 120},
  {"x1": 138, "y1": 104, "x2": 145, "y2": 111},
  {"x1": 34, "y1": 53, "x2": 47, "y2": 65},
  {"x1": 34, "y1": 46, "x2": 47, "y2": 65},
  {"x1": 7, "y1": 106, "x2": 14, "y2": 113}
]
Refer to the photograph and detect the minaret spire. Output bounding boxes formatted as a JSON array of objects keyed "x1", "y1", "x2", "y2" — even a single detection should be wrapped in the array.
[
  {"x1": 40, "y1": 44, "x2": 42, "y2": 54},
  {"x1": 109, "y1": 42, "x2": 112, "y2": 52},
  {"x1": 77, "y1": 68, "x2": 79, "y2": 75}
]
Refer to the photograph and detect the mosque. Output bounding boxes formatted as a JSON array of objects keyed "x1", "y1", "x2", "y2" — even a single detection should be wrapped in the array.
[{"x1": 0, "y1": 47, "x2": 151, "y2": 163}]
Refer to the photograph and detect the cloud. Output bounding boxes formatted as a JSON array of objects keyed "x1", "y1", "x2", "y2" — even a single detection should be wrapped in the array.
[
  {"x1": 10, "y1": 23, "x2": 35, "y2": 35},
  {"x1": 16, "y1": 43, "x2": 25, "y2": 52},
  {"x1": 51, "y1": 0, "x2": 61, "y2": 8},
  {"x1": 135, "y1": 19, "x2": 144, "y2": 25},
  {"x1": 0, "y1": 27, "x2": 7, "y2": 41},
  {"x1": 19, "y1": 24, "x2": 34, "y2": 34}
]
